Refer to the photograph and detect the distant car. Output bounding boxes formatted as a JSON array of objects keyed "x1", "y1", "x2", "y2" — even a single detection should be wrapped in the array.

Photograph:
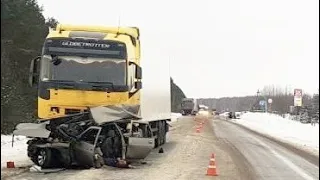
[
  {"x1": 228, "y1": 112, "x2": 236, "y2": 119},
  {"x1": 235, "y1": 112, "x2": 241, "y2": 119}
]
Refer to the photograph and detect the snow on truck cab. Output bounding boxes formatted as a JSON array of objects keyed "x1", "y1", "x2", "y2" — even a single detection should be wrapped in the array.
[{"x1": 13, "y1": 24, "x2": 171, "y2": 169}]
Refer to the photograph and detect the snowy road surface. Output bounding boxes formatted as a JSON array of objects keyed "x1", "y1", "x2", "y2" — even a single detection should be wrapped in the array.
[
  {"x1": 213, "y1": 119, "x2": 319, "y2": 180},
  {"x1": 3, "y1": 116, "x2": 319, "y2": 180}
]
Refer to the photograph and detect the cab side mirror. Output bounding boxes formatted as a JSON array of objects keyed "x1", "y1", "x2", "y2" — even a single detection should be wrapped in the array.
[
  {"x1": 135, "y1": 65, "x2": 142, "y2": 79},
  {"x1": 29, "y1": 56, "x2": 41, "y2": 87},
  {"x1": 129, "y1": 62, "x2": 142, "y2": 79},
  {"x1": 135, "y1": 81, "x2": 142, "y2": 89}
]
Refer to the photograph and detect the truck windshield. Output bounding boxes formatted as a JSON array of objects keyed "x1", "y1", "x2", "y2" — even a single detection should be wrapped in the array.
[
  {"x1": 182, "y1": 101, "x2": 194, "y2": 109},
  {"x1": 40, "y1": 55, "x2": 126, "y2": 86},
  {"x1": 39, "y1": 38, "x2": 127, "y2": 87}
]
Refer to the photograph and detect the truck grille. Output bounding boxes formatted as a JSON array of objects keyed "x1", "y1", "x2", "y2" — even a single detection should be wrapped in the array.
[{"x1": 65, "y1": 109, "x2": 87, "y2": 115}]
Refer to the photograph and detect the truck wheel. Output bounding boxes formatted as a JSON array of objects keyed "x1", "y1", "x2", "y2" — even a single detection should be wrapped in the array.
[
  {"x1": 155, "y1": 122, "x2": 161, "y2": 148},
  {"x1": 37, "y1": 148, "x2": 53, "y2": 168},
  {"x1": 161, "y1": 121, "x2": 166, "y2": 145},
  {"x1": 163, "y1": 122, "x2": 167, "y2": 144},
  {"x1": 159, "y1": 122, "x2": 163, "y2": 145}
]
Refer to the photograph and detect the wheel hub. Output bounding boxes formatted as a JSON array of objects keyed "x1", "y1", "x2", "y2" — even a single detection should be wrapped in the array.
[{"x1": 37, "y1": 150, "x2": 46, "y2": 166}]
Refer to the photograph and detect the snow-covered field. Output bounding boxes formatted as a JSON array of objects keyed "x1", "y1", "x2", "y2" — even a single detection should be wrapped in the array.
[
  {"x1": 170, "y1": 112, "x2": 182, "y2": 122},
  {"x1": 230, "y1": 112, "x2": 319, "y2": 156},
  {"x1": 1, "y1": 135, "x2": 33, "y2": 169},
  {"x1": 1, "y1": 113, "x2": 183, "y2": 169}
]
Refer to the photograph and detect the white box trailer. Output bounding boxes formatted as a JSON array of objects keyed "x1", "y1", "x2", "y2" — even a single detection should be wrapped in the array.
[{"x1": 140, "y1": 50, "x2": 171, "y2": 122}]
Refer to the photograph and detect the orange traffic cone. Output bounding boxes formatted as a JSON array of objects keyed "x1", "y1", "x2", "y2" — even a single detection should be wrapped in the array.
[{"x1": 206, "y1": 154, "x2": 218, "y2": 176}]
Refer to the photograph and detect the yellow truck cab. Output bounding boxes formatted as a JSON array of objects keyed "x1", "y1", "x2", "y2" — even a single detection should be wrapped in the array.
[
  {"x1": 14, "y1": 24, "x2": 171, "y2": 169},
  {"x1": 29, "y1": 24, "x2": 142, "y2": 120}
]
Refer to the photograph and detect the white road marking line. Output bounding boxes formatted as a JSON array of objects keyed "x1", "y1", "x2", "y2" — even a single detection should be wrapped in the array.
[{"x1": 251, "y1": 135, "x2": 315, "y2": 180}]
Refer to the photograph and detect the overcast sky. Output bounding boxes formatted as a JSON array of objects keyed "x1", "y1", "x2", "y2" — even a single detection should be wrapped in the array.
[{"x1": 37, "y1": 0, "x2": 319, "y2": 98}]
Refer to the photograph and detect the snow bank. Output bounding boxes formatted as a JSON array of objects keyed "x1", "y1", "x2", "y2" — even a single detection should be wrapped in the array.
[
  {"x1": 1, "y1": 135, "x2": 33, "y2": 169},
  {"x1": 232, "y1": 112, "x2": 319, "y2": 155},
  {"x1": 170, "y1": 113, "x2": 182, "y2": 122},
  {"x1": 219, "y1": 112, "x2": 229, "y2": 120}
]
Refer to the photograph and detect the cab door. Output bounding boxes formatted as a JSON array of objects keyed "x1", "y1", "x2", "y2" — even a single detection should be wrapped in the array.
[
  {"x1": 126, "y1": 122, "x2": 154, "y2": 159},
  {"x1": 73, "y1": 126, "x2": 102, "y2": 167}
]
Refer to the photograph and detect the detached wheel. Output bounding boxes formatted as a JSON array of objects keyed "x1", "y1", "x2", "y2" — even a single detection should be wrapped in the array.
[{"x1": 37, "y1": 148, "x2": 53, "y2": 168}]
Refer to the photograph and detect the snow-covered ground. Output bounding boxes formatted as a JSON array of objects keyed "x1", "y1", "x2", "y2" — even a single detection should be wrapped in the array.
[
  {"x1": 1, "y1": 135, "x2": 33, "y2": 169},
  {"x1": 231, "y1": 112, "x2": 319, "y2": 156},
  {"x1": 170, "y1": 112, "x2": 182, "y2": 122},
  {"x1": 1, "y1": 112, "x2": 182, "y2": 169}
]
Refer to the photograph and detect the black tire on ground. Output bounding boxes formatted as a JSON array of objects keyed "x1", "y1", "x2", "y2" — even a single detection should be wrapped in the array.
[{"x1": 36, "y1": 148, "x2": 53, "y2": 169}]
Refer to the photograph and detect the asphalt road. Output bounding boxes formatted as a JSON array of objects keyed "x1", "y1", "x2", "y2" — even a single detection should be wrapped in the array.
[
  {"x1": 4, "y1": 116, "x2": 319, "y2": 180},
  {"x1": 213, "y1": 118, "x2": 319, "y2": 180}
]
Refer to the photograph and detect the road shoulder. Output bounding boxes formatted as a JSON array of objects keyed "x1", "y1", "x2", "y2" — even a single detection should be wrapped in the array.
[
  {"x1": 210, "y1": 118, "x2": 258, "y2": 180},
  {"x1": 226, "y1": 118, "x2": 319, "y2": 167}
]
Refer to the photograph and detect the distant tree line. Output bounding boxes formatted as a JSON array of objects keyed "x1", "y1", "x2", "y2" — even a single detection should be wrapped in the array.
[
  {"x1": 1, "y1": 0, "x2": 187, "y2": 134},
  {"x1": 198, "y1": 85, "x2": 317, "y2": 114},
  {"x1": 171, "y1": 78, "x2": 186, "y2": 113},
  {"x1": 1, "y1": 0, "x2": 58, "y2": 134}
]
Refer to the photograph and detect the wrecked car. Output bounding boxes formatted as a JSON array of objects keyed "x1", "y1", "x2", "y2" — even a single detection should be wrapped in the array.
[{"x1": 13, "y1": 105, "x2": 169, "y2": 169}]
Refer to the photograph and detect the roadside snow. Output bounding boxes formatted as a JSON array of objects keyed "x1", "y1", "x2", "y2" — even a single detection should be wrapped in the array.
[
  {"x1": 1, "y1": 135, "x2": 33, "y2": 169},
  {"x1": 219, "y1": 112, "x2": 229, "y2": 120},
  {"x1": 170, "y1": 113, "x2": 182, "y2": 122},
  {"x1": 232, "y1": 112, "x2": 319, "y2": 155}
]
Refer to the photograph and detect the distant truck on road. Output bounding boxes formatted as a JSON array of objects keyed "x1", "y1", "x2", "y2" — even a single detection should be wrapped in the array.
[{"x1": 181, "y1": 98, "x2": 199, "y2": 116}]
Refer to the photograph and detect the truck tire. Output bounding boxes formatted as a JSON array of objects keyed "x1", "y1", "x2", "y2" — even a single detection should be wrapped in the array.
[
  {"x1": 155, "y1": 122, "x2": 161, "y2": 148},
  {"x1": 36, "y1": 148, "x2": 53, "y2": 168},
  {"x1": 159, "y1": 121, "x2": 164, "y2": 145},
  {"x1": 157, "y1": 121, "x2": 167, "y2": 145},
  {"x1": 162, "y1": 121, "x2": 166, "y2": 145}
]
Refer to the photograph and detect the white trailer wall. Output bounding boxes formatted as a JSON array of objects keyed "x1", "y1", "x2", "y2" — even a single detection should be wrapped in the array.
[{"x1": 139, "y1": 41, "x2": 171, "y2": 121}]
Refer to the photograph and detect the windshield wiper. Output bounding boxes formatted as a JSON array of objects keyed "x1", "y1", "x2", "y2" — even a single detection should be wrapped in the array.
[
  {"x1": 47, "y1": 80, "x2": 77, "y2": 83},
  {"x1": 43, "y1": 80, "x2": 115, "y2": 91},
  {"x1": 84, "y1": 81, "x2": 114, "y2": 85},
  {"x1": 44, "y1": 80, "x2": 76, "y2": 88},
  {"x1": 82, "y1": 81, "x2": 114, "y2": 90}
]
